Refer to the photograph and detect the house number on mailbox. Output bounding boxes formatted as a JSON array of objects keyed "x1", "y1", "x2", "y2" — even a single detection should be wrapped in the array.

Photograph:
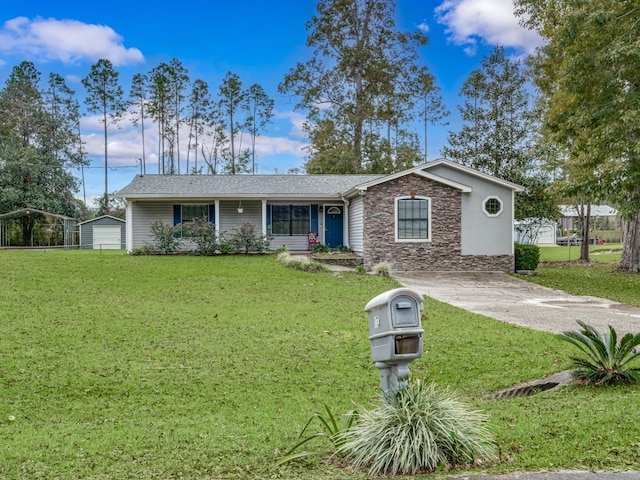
[{"x1": 374, "y1": 316, "x2": 380, "y2": 328}]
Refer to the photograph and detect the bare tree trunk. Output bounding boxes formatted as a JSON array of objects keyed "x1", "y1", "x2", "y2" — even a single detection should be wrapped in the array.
[
  {"x1": 618, "y1": 210, "x2": 640, "y2": 273},
  {"x1": 580, "y1": 202, "x2": 590, "y2": 261}
]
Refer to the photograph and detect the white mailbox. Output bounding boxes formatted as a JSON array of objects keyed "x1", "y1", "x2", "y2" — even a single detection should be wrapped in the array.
[
  {"x1": 364, "y1": 288, "x2": 424, "y2": 396},
  {"x1": 365, "y1": 288, "x2": 424, "y2": 362}
]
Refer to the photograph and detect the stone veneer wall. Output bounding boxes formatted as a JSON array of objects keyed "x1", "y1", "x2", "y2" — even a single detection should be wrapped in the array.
[{"x1": 362, "y1": 174, "x2": 514, "y2": 272}]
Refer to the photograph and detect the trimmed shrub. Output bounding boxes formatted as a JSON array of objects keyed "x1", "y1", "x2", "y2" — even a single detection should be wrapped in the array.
[{"x1": 514, "y1": 243, "x2": 540, "y2": 271}]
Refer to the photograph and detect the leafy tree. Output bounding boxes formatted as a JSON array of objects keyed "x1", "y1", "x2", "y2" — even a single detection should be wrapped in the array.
[
  {"x1": 0, "y1": 62, "x2": 80, "y2": 244},
  {"x1": 243, "y1": 84, "x2": 274, "y2": 174},
  {"x1": 218, "y1": 72, "x2": 247, "y2": 174},
  {"x1": 129, "y1": 73, "x2": 149, "y2": 174},
  {"x1": 201, "y1": 103, "x2": 228, "y2": 175},
  {"x1": 279, "y1": 0, "x2": 430, "y2": 173},
  {"x1": 82, "y1": 59, "x2": 125, "y2": 213},
  {"x1": 186, "y1": 79, "x2": 212, "y2": 174},
  {"x1": 148, "y1": 62, "x2": 173, "y2": 174},
  {"x1": 412, "y1": 69, "x2": 449, "y2": 162},
  {"x1": 92, "y1": 193, "x2": 126, "y2": 219},
  {"x1": 44, "y1": 74, "x2": 84, "y2": 166},
  {"x1": 514, "y1": 0, "x2": 640, "y2": 272},
  {"x1": 443, "y1": 47, "x2": 536, "y2": 183},
  {"x1": 168, "y1": 58, "x2": 189, "y2": 173},
  {"x1": 44, "y1": 73, "x2": 87, "y2": 203}
]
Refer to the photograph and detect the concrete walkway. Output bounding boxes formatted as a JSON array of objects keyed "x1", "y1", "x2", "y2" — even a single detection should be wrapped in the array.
[{"x1": 392, "y1": 271, "x2": 640, "y2": 336}]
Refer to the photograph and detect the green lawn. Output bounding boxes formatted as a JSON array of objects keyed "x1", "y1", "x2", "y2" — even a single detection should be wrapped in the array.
[
  {"x1": 531, "y1": 244, "x2": 640, "y2": 307},
  {"x1": 538, "y1": 243, "x2": 623, "y2": 263},
  {"x1": 2, "y1": 251, "x2": 640, "y2": 479}
]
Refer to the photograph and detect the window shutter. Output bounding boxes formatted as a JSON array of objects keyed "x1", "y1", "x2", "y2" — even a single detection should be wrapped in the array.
[
  {"x1": 208, "y1": 204, "x2": 215, "y2": 224},
  {"x1": 173, "y1": 205, "x2": 182, "y2": 238},
  {"x1": 310, "y1": 204, "x2": 319, "y2": 234},
  {"x1": 266, "y1": 204, "x2": 272, "y2": 232}
]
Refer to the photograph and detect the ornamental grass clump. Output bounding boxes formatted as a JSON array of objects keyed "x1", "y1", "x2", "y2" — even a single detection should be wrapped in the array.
[
  {"x1": 338, "y1": 381, "x2": 497, "y2": 476},
  {"x1": 372, "y1": 261, "x2": 391, "y2": 277},
  {"x1": 559, "y1": 320, "x2": 640, "y2": 385},
  {"x1": 276, "y1": 251, "x2": 327, "y2": 272}
]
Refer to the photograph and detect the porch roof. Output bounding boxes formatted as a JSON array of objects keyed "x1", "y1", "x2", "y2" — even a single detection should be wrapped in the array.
[{"x1": 116, "y1": 173, "x2": 384, "y2": 200}]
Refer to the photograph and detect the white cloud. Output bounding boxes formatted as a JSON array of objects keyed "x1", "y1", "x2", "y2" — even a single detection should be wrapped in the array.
[
  {"x1": 417, "y1": 21, "x2": 430, "y2": 33},
  {"x1": 275, "y1": 110, "x2": 308, "y2": 139},
  {"x1": 0, "y1": 16, "x2": 144, "y2": 66},
  {"x1": 80, "y1": 113, "x2": 307, "y2": 171},
  {"x1": 434, "y1": 0, "x2": 542, "y2": 56}
]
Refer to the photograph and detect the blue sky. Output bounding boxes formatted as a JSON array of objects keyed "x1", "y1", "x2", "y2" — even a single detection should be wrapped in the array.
[{"x1": 0, "y1": 0, "x2": 541, "y2": 204}]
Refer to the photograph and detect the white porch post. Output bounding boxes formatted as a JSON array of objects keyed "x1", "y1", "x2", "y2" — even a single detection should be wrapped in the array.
[
  {"x1": 214, "y1": 200, "x2": 220, "y2": 237},
  {"x1": 342, "y1": 198, "x2": 350, "y2": 246},
  {"x1": 261, "y1": 199, "x2": 267, "y2": 236}
]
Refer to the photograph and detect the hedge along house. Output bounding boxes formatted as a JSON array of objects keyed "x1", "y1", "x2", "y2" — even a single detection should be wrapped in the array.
[
  {"x1": 78, "y1": 215, "x2": 126, "y2": 250},
  {"x1": 115, "y1": 159, "x2": 524, "y2": 272}
]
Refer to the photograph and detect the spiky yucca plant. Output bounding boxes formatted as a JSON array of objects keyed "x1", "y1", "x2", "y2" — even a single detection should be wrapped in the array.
[
  {"x1": 559, "y1": 320, "x2": 640, "y2": 385},
  {"x1": 337, "y1": 381, "x2": 497, "y2": 476}
]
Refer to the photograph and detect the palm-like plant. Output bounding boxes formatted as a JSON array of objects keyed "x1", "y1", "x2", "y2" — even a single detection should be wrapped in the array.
[{"x1": 559, "y1": 320, "x2": 640, "y2": 385}]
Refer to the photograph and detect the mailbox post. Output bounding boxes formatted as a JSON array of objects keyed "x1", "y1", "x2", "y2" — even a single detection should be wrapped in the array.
[{"x1": 364, "y1": 288, "x2": 424, "y2": 395}]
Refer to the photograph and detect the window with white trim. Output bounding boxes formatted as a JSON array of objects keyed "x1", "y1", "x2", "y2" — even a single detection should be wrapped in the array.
[
  {"x1": 482, "y1": 196, "x2": 503, "y2": 217},
  {"x1": 396, "y1": 197, "x2": 431, "y2": 242}
]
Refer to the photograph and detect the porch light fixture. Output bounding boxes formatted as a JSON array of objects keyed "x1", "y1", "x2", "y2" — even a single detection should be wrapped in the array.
[{"x1": 237, "y1": 201, "x2": 243, "y2": 214}]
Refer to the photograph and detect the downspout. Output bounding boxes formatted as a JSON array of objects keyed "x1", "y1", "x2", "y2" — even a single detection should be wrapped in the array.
[{"x1": 511, "y1": 190, "x2": 515, "y2": 254}]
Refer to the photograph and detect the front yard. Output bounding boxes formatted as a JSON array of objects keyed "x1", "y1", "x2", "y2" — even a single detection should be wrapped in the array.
[{"x1": 1, "y1": 250, "x2": 639, "y2": 479}]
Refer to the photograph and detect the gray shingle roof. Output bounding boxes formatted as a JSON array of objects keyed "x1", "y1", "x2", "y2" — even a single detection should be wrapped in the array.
[{"x1": 116, "y1": 174, "x2": 385, "y2": 199}]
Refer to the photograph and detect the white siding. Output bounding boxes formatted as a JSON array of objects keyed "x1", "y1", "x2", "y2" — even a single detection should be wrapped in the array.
[
  {"x1": 219, "y1": 200, "x2": 261, "y2": 233},
  {"x1": 427, "y1": 165, "x2": 515, "y2": 256},
  {"x1": 131, "y1": 201, "x2": 173, "y2": 249},
  {"x1": 348, "y1": 196, "x2": 364, "y2": 253}
]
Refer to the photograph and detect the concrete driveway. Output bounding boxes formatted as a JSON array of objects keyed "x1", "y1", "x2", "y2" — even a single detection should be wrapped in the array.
[
  {"x1": 392, "y1": 272, "x2": 640, "y2": 336},
  {"x1": 392, "y1": 272, "x2": 640, "y2": 479}
]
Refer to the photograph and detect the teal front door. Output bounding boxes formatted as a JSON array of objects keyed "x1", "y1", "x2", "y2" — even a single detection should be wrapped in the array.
[{"x1": 324, "y1": 206, "x2": 344, "y2": 248}]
